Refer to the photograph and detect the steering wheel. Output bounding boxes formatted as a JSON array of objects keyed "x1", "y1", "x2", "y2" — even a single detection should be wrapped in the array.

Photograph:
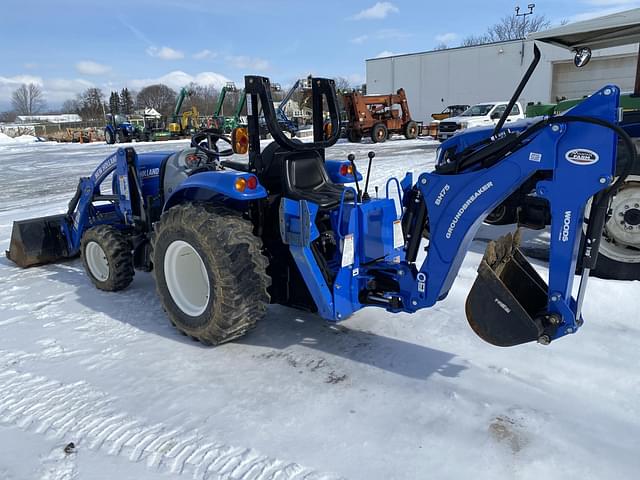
[{"x1": 190, "y1": 129, "x2": 234, "y2": 162}]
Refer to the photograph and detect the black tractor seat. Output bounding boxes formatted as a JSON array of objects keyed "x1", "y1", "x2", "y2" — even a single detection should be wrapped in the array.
[{"x1": 259, "y1": 142, "x2": 354, "y2": 210}]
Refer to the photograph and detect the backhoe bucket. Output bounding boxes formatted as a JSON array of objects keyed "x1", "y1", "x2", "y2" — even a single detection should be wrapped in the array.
[
  {"x1": 465, "y1": 232, "x2": 548, "y2": 347},
  {"x1": 6, "y1": 214, "x2": 72, "y2": 268}
]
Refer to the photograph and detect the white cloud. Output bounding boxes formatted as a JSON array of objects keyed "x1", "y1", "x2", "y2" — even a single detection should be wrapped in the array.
[
  {"x1": 0, "y1": 75, "x2": 96, "y2": 105},
  {"x1": 226, "y1": 55, "x2": 270, "y2": 71},
  {"x1": 146, "y1": 46, "x2": 185, "y2": 60},
  {"x1": 346, "y1": 73, "x2": 366, "y2": 86},
  {"x1": 193, "y1": 49, "x2": 217, "y2": 60},
  {"x1": 375, "y1": 50, "x2": 397, "y2": 58},
  {"x1": 44, "y1": 78, "x2": 94, "y2": 102},
  {"x1": 75, "y1": 61, "x2": 112, "y2": 76},
  {"x1": 435, "y1": 32, "x2": 458, "y2": 44},
  {"x1": 353, "y1": 2, "x2": 399, "y2": 20},
  {"x1": 585, "y1": 0, "x2": 639, "y2": 5},
  {"x1": 570, "y1": 1, "x2": 640, "y2": 22},
  {"x1": 351, "y1": 35, "x2": 369, "y2": 44},
  {"x1": 129, "y1": 70, "x2": 230, "y2": 91}
]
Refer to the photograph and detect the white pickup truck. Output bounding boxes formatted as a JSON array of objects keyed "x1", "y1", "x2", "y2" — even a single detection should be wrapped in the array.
[{"x1": 437, "y1": 101, "x2": 525, "y2": 141}]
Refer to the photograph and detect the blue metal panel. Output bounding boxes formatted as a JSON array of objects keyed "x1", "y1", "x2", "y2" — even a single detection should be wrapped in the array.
[
  {"x1": 136, "y1": 151, "x2": 173, "y2": 199},
  {"x1": 164, "y1": 170, "x2": 267, "y2": 210}
]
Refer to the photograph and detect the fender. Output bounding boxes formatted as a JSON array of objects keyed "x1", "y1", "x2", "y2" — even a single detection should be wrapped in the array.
[
  {"x1": 324, "y1": 160, "x2": 363, "y2": 184},
  {"x1": 163, "y1": 170, "x2": 267, "y2": 211}
]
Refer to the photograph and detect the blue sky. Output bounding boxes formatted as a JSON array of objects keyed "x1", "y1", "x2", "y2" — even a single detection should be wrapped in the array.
[{"x1": 1, "y1": 0, "x2": 639, "y2": 110}]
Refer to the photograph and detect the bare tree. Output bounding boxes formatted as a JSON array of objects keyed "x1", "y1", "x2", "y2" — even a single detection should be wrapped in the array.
[
  {"x1": 62, "y1": 98, "x2": 81, "y2": 114},
  {"x1": 0, "y1": 111, "x2": 17, "y2": 123},
  {"x1": 77, "y1": 88, "x2": 106, "y2": 120},
  {"x1": 183, "y1": 83, "x2": 219, "y2": 115},
  {"x1": 462, "y1": 13, "x2": 551, "y2": 46},
  {"x1": 136, "y1": 84, "x2": 177, "y2": 117},
  {"x1": 11, "y1": 83, "x2": 46, "y2": 115}
]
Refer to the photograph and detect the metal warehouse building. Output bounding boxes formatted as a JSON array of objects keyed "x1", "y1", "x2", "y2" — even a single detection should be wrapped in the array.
[{"x1": 365, "y1": 11, "x2": 639, "y2": 123}]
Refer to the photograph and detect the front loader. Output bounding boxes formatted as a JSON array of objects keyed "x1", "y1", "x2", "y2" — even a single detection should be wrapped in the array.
[{"x1": 6, "y1": 49, "x2": 634, "y2": 347}]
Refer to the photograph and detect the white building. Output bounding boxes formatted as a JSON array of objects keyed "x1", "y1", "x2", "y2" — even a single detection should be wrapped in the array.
[
  {"x1": 366, "y1": 12, "x2": 639, "y2": 122},
  {"x1": 16, "y1": 114, "x2": 82, "y2": 123}
]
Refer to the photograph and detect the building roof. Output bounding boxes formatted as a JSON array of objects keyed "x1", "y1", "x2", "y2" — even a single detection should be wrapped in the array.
[
  {"x1": 529, "y1": 8, "x2": 640, "y2": 50},
  {"x1": 16, "y1": 114, "x2": 82, "y2": 123}
]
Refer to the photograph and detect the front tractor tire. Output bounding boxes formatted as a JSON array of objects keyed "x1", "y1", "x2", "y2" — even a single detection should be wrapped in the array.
[
  {"x1": 151, "y1": 203, "x2": 270, "y2": 345},
  {"x1": 105, "y1": 129, "x2": 115, "y2": 145},
  {"x1": 81, "y1": 226, "x2": 134, "y2": 291}
]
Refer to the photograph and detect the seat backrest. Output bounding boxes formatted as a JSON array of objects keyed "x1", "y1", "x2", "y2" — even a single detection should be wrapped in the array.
[{"x1": 287, "y1": 154, "x2": 326, "y2": 190}]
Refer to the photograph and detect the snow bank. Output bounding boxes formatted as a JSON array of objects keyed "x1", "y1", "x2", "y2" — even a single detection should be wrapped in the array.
[{"x1": 0, "y1": 133, "x2": 40, "y2": 144}]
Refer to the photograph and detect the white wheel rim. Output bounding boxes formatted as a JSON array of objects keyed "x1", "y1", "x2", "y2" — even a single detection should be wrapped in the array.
[
  {"x1": 164, "y1": 240, "x2": 210, "y2": 317},
  {"x1": 85, "y1": 241, "x2": 110, "y2": 282},
  {"x1": 585, "y1": 185, "x2": 640, "y2": 264},
  {"x1": 601, "y1": 185, "x2": 640, "y2": 263}
]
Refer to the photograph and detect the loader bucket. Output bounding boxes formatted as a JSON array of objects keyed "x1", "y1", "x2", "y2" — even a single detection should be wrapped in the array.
[
  {"x1": 465, "y1": 232, "x2": 548, "y2": 347},
  {"x1": 6, "y1": 214, "x2": 72, "y2": 268}
]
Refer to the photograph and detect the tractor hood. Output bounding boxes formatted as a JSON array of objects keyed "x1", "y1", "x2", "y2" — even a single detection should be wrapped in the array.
[{"x1": 437, "y1": 118, "x2": 539, "y2": 164}]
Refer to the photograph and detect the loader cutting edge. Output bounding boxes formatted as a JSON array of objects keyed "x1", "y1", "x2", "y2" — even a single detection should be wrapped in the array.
[
  {"x1": 6, "y1": 214, "x2": 74, "y2": 268},
  {"x1": 465, "y1": 232, "x2": 552, "y2": 346}
]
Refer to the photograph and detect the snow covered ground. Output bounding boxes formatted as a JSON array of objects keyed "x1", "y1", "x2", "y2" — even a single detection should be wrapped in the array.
[{"x1": 0, "y1": 138, "x2": 638, "y2": 479}]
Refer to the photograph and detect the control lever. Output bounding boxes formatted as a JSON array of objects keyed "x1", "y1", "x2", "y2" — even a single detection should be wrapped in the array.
[
  {"x1": 347, "y1": 153, "x2": 362, "y2": 202},
  {"x1": 362, "y1": 151, "x2": 375, "y2": 201}
]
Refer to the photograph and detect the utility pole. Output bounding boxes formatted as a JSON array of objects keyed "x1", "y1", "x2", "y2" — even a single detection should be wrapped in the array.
[{"x1": 516, "y1": 3, "x2": 535, "y2": 65}]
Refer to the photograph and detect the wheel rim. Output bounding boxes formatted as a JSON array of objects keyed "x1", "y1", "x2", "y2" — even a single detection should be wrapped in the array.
[
  {"x1": 376, "y1": 129, "x2": 385, "y2": 140},
  {"x1": 85, "y1": 241, "x2": 110, "y2": 282},
  {"x1": 600, "y1": 184, "x2": 640, "y2": 263},
  {"x1": 164, "y1": 240, "x2": 210, "y2": 317}
]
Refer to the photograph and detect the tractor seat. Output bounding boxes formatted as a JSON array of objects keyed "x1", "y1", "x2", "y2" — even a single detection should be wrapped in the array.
[{"x1": 283, "y1": 151, "x2": 354, "y2": 209}]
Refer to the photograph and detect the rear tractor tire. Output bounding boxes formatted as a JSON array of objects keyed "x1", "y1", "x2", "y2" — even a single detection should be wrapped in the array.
[
  {"x1": 404, "y1": 121, "x2": 418, "y2": 139},
  {"x1": 151, "y1": 203, "x2": 270, "y2": 345},
  {"x1": 371, "y1": 123, "x2": 388, "y2": 143},
  {"x1": 81, "y1": 225, "x2": 134, "y2": 291}
]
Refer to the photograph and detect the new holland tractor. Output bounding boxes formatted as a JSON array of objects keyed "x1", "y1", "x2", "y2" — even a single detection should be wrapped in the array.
[{"x1": 6, "y1": 61, "x2": 635, "y2": 347}]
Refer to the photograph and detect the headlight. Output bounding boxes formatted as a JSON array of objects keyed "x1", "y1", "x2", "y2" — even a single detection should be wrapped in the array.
[{"x1": 459, "y1": 122, "x2": 468, "y2": 129}]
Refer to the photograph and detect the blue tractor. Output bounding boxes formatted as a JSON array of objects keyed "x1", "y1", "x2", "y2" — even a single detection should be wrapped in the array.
[
  {"x1": 6, "y1": 57, "x2": 635, "y2": 347},
  {"x1": 105, "y1": 113, "x2": 139, "y2": 144}
]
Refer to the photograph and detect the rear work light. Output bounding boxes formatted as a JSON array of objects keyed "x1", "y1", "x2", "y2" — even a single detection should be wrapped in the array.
[
  {"x1": 339, "y1": 164, "x2": 354, "y2": 176},
  {"x1": 234, "y1": 177, "x2": 247, "y2": 192}
]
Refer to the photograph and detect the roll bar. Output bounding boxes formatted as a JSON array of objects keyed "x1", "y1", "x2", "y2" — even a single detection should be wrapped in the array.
[{"x1": 244, "y1": 75, "x2": 340, "y2": 160}]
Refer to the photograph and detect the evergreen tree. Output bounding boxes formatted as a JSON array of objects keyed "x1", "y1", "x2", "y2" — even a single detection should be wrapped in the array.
[
  {"x1": 120, "y1": 88, "x2": 134, "y2": 115},
  {"x1": 109, "y1": 91, "x2": 120, "y2": 114}
]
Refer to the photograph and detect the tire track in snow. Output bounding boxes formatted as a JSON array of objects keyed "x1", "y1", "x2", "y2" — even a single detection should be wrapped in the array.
[{"x1": 0, "y1": 350, "x2": 343, "y2": 480}]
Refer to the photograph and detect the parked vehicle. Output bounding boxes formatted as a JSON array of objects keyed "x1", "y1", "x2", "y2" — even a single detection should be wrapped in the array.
[
  {"x1": 431, "y1": 104, "x2": 470, "y2": 121},
  {"x1": 343, "y1": 88, "x2": 418, "y2": 143},
  {"x1": 437, "y1": 101, "x2": 525, "y2": 141},
  {"x1": 104, "y1": 114, "x2": 139, "y2": 144}
]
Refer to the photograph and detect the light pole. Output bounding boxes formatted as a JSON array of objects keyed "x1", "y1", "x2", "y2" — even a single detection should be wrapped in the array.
[{"x1": 516, "y1": 3, "x2": 535, "y2": 65}]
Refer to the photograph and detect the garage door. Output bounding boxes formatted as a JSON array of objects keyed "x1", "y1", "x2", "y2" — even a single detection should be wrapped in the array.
[{"x1": 551, "y1": 55, "x2": 637, "y2": 101}]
